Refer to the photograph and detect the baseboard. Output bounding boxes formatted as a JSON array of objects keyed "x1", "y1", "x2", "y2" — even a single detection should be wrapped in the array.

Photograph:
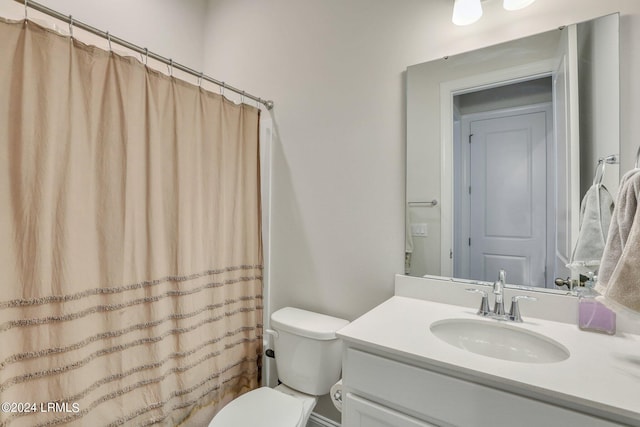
[{"x1": 307, "y1": 411, "x2": 341, "y2": 427}]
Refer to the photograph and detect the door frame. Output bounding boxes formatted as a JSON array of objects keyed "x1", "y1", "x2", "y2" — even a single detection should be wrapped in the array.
[
  {"x1": 455, "y1": 103, "x2": 554, "y2": 286},
  {"x1": 439, "y1": 59, "x2": 555, "y2": 277}
]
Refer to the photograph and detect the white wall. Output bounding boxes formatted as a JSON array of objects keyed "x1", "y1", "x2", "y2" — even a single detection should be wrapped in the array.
[
  {"x1": 203, "y1": 0, "x2": 415, "y2": 322},
  {"x1": 578, "y1": 15, "x2": 621, "y2": 198},
  {"x1": 201, "y1": 0, "x2": 640, "y2": 327},
  {"x1": 0, "y1": 0, "x2": 208, "y2": 69}
]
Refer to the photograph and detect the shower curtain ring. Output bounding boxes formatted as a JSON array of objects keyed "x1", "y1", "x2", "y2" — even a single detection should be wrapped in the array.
[
  {"x1": 106, "y1": 31, "x2": 112, "y2": 52},
  {"x1": 168, "y1": 59, "x2": 173, "y2": 76},
  {"x1": 68, "y1": 15, "x2": 74, "y2": 38},
  {"x1": 24, "y1": 0, "x2": 28, "y2": 20},
  {"x1": 144, "y1": 48, "x2": 148, "y2": 65},
  {"x1": 198, "y1": 72, "x2": 203, "y2": 87},
  {"x1": 241, "y1": 91, "x2": 245, "y2": 103},
  {"x1": 257, "y1": 97, "x2": 261, "y2": 108},
  {"x1": 220, "y1": 82, "x2": 225, "y2": 96}
]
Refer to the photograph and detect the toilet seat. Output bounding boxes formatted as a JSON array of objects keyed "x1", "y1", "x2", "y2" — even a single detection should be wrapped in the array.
[{"x1": 208, "y1": 387, "x2": 304, "y2": 427}]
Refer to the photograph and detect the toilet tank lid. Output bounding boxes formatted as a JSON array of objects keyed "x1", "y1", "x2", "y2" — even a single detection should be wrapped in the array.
[{"x1": 271, "y1": 307, "x2": 350, "y2": 340}]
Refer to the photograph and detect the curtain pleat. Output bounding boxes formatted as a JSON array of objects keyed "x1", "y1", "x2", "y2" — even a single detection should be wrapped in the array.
[{"x1": 0, "y1": 18, "x2": 263, "y2": 426}]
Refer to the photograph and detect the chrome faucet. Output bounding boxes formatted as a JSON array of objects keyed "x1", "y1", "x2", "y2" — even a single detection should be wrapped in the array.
[
  {"x1": 493, "y1": 269, "x2": 506, "y2": 315},
  {"x1": 466, "y1": 269, "x2": 537, "y2": 322}
]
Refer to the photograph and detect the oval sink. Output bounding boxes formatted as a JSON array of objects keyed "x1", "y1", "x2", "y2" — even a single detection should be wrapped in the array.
[{"x1": 430, "y1": 319, "x2": 570, "y2": 364}]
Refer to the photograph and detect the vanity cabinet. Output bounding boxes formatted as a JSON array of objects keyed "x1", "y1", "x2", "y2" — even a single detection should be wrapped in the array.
[
  {"x1": 345, "y1": 393, "x2": 436, "y2": 427},
  {"x1": 342, "y1": 347, "x2": 622, "y2": 427}
]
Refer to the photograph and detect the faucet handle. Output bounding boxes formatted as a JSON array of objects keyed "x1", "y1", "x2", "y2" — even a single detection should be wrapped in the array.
[
  {"x1": 466, "y1": 288, "x2": 490, "y2": 316},
  {"x1": 509, "y1": 295, "x2": 537, "y2": 322}
]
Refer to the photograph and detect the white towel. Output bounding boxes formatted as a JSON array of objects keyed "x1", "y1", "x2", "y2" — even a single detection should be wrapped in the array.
[
  {"x1": 595, "y1": 169, "x2": 640, "y2": 315},
  {"x1": 405, "y1": 207, "x2": 414, "y2": 274},
  {"x1": 567, "y1": 183, "x2": 614, "y2": 274},
  {"x1": 405, "y1": 207, "x2": 414, "y2": 254}
]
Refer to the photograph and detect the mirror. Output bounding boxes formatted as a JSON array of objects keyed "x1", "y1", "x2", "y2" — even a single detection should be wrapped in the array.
[{"x1": 405, "y1": 13, "x2": 620, "y2": 291}]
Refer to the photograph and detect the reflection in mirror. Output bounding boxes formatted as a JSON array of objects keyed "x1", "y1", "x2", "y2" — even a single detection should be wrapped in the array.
[{"x1": 405, "y1": 13, "x2": 620, "y2": 292}]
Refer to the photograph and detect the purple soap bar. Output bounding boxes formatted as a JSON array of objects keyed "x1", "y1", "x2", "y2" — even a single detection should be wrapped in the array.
[{"x1": 578, "y1": 300, "x2": 616, "y2": 335}]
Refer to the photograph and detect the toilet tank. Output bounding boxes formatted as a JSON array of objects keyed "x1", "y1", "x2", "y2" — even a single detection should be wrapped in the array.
[{"x1": 270, "y1": 307, "x2": 349, "y2": 396}]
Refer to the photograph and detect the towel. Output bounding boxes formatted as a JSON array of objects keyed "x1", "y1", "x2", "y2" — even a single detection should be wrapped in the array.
[
  {"x1": 405, "y1": 207, "x2": 414, "y2": 254},
  {"x1": 595, "y1": 169, "x2": 640, "y2": 314},
  {"x1": 405, "y1": 207, "x2": 414, "y2": 274},
  {"x1": 567, "y1": 183, "x2": 614, "y2": 274}
]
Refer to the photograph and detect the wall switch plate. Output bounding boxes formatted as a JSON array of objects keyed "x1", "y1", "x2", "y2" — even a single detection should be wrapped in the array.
[{"x1": 411, "y1": 223, "x2": 428, "y2": 237}]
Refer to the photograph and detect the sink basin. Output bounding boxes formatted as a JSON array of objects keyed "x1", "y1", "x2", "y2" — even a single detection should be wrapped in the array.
[{"x1": 430, "y1": 319, "x2": 570, "y2": 364}]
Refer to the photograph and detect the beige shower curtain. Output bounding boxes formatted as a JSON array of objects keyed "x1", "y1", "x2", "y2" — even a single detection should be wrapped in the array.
[{"x1": 0, "y1": 18, "x2": 263, "y2": 426}]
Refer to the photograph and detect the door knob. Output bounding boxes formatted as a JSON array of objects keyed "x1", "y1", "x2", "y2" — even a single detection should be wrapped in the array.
[{"x1": 555, "y1": 277, "x2": 581, "y2": 289}]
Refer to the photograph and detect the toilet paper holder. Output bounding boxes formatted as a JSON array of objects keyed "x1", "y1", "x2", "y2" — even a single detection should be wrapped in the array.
[
  {"x1": 330, "y1": 379, "x2": 343, "y2": 413},
  {"x1": 332, "y1": 389, "x2": 342, "y2": 404}
]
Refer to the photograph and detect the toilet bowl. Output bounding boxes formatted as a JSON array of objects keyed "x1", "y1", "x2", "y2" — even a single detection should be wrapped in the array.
[
  {"x1": 208, "y1": 307, "x2": 349, "y2": 427},
  {"x1": 208, "y1": 385, "x2": 314, "y2": 427}
]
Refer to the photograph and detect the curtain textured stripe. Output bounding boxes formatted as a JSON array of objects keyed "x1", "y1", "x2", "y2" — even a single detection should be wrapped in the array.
[
  {"x1": 0, "y1": 274, "x2": 262, "y2": 331},
  {"x1": 0, "y1": 17, "x2": 263, "y2": 426},
  {"x1": 0, "y1": 265, "x2": 262, "y2": 309}
]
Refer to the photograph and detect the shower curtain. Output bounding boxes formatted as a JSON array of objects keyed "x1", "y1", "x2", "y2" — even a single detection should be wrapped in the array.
[{"x1": 0, "y1": 18, "x2": 263, "y2": 427}]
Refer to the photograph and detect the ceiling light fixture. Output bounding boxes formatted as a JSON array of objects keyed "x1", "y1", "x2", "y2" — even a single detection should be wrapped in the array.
[
  {"x1": 452, "y1": 0, "x2": 483, "y2": 26},
  {"x1": 452, "y1": 0, "x2": 536, "y2": 26}
]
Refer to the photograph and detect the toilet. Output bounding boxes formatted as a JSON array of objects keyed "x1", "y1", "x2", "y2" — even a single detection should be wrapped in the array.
[{"x1": 208, "y1": 307, "x2": 350, "y2": 427}]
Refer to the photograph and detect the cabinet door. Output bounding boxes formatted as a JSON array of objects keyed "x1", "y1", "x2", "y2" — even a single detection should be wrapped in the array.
[{"x1": 344, "y1": 393, "x2": 438, "y2": 427}]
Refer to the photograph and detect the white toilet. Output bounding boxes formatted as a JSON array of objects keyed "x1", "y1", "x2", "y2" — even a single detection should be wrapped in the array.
[{"x1": 208, "y1": 307, "x2": 350, "y2": 427}]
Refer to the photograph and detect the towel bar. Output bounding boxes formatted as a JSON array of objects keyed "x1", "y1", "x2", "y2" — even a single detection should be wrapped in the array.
[{"x1": 408, "y1": 200, "x2": 438, "y2": 207}]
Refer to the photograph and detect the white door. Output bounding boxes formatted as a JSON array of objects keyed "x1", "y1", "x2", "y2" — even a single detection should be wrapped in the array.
[
  {"x1": 467, "y1": 111, "x2": 548, "y2": 286},
  {"x1": 553, "y1": 24, "x2": 580, "y2": 282}
]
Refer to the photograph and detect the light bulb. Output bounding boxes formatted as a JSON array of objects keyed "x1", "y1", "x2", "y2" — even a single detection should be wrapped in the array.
[
  {"x1": 503, "y1": 0, "x2": 536, "y2": 11},
  {"x1": 452, "y1": 0, "x2": 483, "y2": 26}
]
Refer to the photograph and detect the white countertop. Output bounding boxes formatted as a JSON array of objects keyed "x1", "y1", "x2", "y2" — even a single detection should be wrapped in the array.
[{"x1": 337, "y1": 296, "x2": 640, "y2": 425}]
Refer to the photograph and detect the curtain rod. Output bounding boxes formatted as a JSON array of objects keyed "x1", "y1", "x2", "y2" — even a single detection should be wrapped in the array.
[{"x1": 14, "y1": 0, "x2": 274, "y2": 110}]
